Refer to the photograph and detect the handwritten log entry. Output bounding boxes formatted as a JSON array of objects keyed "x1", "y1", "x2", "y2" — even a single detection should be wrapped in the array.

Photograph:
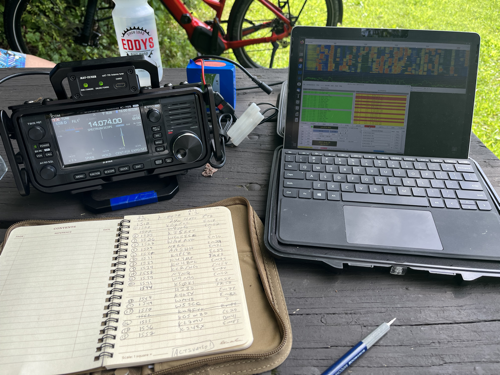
[{"x1": 108, "y1": 207, "x2": 253, "y2": 367}]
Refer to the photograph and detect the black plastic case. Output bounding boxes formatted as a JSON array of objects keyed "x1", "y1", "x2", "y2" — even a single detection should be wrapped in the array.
[{"x1": 264, "y1": 146, "x2": 500, "y2": 280}]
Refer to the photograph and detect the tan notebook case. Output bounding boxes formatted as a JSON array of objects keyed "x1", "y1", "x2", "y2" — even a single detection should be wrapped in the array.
[{"x1": 0, "y1": 197, "x2": 292, "y2": 375}]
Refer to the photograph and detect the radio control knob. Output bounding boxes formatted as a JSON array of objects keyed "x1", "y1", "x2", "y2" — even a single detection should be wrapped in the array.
[
  {"x1": 172, "y1": 133, "x2": 203, "y2": 163},
  {"x1": 147, "y1": 109, "x2": 161, "y2": 123},
  {"x1": 40, "y1": 165, "x2": 57, "y2": 180},
  {"x1": 28, "y1": 126, "x2": 45, "y2": 141}
]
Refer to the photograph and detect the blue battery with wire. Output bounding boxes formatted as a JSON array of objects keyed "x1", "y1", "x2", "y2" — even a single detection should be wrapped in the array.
[{"x1": 186, "y1": 59, "x2": 236, "y2": 109}]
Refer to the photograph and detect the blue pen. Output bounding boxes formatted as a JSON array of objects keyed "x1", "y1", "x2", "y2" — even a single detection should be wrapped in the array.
[{"x1": 322, "y1": 318, "x2": 396, "y2": 375}]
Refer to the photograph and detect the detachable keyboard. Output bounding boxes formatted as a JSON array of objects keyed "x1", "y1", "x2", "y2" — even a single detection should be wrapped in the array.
[{"x1": 281, "y1": 150, "x2": 492, "y2": 211}]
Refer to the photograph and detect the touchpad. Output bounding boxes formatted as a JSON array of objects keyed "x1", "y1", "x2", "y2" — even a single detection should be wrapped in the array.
[{"x1": 344, "y1": 206, "x2": 443, "y2": 250}]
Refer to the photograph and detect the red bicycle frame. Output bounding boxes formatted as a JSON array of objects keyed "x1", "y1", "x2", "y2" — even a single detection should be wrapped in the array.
[{"x1": 164, "y1": 0, "x2": 293, "y2": 51}]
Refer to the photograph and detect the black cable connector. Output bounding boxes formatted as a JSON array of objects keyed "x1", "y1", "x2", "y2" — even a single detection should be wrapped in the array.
[{"x1": 213, "y1": 91, "x2": 237, "y2": 120}]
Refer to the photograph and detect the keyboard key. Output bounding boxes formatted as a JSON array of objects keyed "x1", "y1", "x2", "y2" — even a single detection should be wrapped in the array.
[
  {"x1": 455, "y1": 164, "x2": 473, "y2": 172},
  {"x1": 306, "y1": 172, "x2": 319, "y2": 180},
  {"x1": 375, "y1": 177, "x2": 388, "y2": 185},
  {"x1": 338, "y1": 153, "x2": 350, "y2": 158},
  {"x1": 456, "y1": 191, "x2": 488, "y2": 200},
  {"x1": 445, "y1": 181, "x2": 460, "y2": 189},
  {"x1": 390, "y1": 156, "x2": 403, "y2": 161},
  {"x1": 326, "y1": 165, "x2": 339, "y2": 173},
  {"x1": 299, "y1": 164, "x2": 312, "y2": 172},
  {"x1": 407, "y1": 170, "x2": 420, "y2": 178},
  {"x1": 296, "y1": 155, "x2": 308, "y2": 163},
  {"x1": 387, "y1": 161, "x2": 400, "y2": 168},
  {"x1": 312, "y1": 152, "x2": 323, "y2": 156},
  {"x1": 364, "y1": 155, "x2": 376, "y2": 159},
  {"x1": 461, "y1": 203, "x2": 477, "y2": 210},
  {"x1": 414, "y1": 162, "x2": 427, "y2": 170},
  {"x1": 347, "y1": 175, "x2": 360, "y2": 183},
  {"x1": 353, "y1": 167, "x2": 365, "y2": 175},
  {"x1": 320, "y1": 173, "x2": 332, "y2": 181},
  {"x1": 285, "y1": 150, "x2": 297, "y2": 154},
  {"x1": 430, "y1": 198, "x2": 445, "y2": 208},
  {"x1": 412, "y1": 188, "x2": 426, "y2": 197},
  {"x1": 404, "y1": 157, "x2": 416, "y2": 162},
  {"x1": 401, "y1": 161, "x2": 413, "y2": 169},
  {"x1": 284, "y1": 163, "x2": 298, "y2": 170},
  {"x1": 448, "y1": 172, "x2": 463, "y2": 181},
  {"x1": 327, "y1": 182, "x2": 340, "y2": 191},
  {"x1": 402, "y1": 178, "x2": 416, "y2": 187},
  {"x1": 341, "y1": 183, "x2": 355, "y2": 192},
  {"x1": 431, "y1": 159, "x2": 443, "y2": 163},
  {"x1": 283, "y1": 189, "x2": 297, "y2": 197},
  {"x1": 398, "y1": 187, "x2": 412, "y2": 196},
  {"x1": 356, "y1": 185, "x2": 369, "y2": 193},
  {"x1": 351, "y1": 154, "x2": 363, "y2": 159},
  {"x1": 435, "y1": 172, "x2": 449, "y2": 180},
  {"x1": 325, "y1": 152, "x2": 335, "y2": 157},
  {"x1": 284, "y1": 171, "x2": 304, "y2": 179},
  {"x1": 393, "y1": 169, "x2": 406, "y2": 177},
  {"x1": 361, "y1": 176, "x2": 374, "y2": 184},
  {"x1": 366, "y1": 168, "x2": 379, "y2": 176},
  {"x1": 441, "y1": 164, "x2": 455, "y2": 171},
  {"x1": 459, "y1": 181, "x2": 483, "y2": 190},
  {"x1": 380, "y1": 168, "x2": 393, "y2": 176},
  {"x1": 284, "y1": 180, "x2": 312, "y2": 189},
  {"x1": 389, "y1": 177, "x2": 402, "y2": 186},
  {"x1": 369, "y1": 185, "x2": 383, "y2": 194},
  {"x1": 416, "y1": 179, "x2": 430, "y2": 188},
  {"x1": 333, "y1": 174, "x2": 347, "y2": 182},
  {"x1": 441, "y1": 189, "x2": 456, "y2": 198},
  {"x1": 298, "y1": 151, "x2": 310, "y2": 155},
  {"x1": 342, "y1": 193, "x2": 429, "y2": 207},
  {"x1": 374, "y1": 160, "x2": 387, "y2": 168},
  {"x1": 417, "y1": 158, "x2": 430, "y2": 162},
  {"x1": 460, "y1": 200, "x2": 475, "y2": 206},
  {"x1": 427, "y1": 163, "x2": 441, "y2": 171},
  {"x1": 313, "y1": 191, "x2": 326, "y2": 200},
  {"x1": 457, "y1": 160, "x2": 470, "y2": 164},
  {"x1": 313, "y1": 182, "x2": 326, "y2": 190},
  {"x1": 377, "y1": 155, "x2": 389, "y2": 160},
  {"x1": 285, "y1": 155, "x2": 295, "y2": 162},
  {"x1": 339, "y1": 166, "x2": 352, "y2": 174},
  {"x1": 327, "y1": 192, "x2": 341, "y2": 201},
  {"x1": 430, "y1": 180, "x2": 445, "y2": 189},
  {"x1": 426, "y1": 189, "x2": 441, "y2": 198},
  {"x1": 299, "y1": 190, "x2": 312, "y2": 199},
  {"x1": 335, "y1": 158, "x2": 347, "y2": 165},
  {"x1": 322, "y1": 157, "x2": 334, "y2": 165},
  {"x1": 420, "y1": 171, "x2": 434, "y2": 179},
  {"x1": 445, "y1": 199, "x2": 460, "y2": 209},
  {"x1": 361, "y1": 159, "x2": 374, "y2": 167},
  {"x1": 477, "y1": 201, "x2": 492, "y2": 211},
  {"x1": 309, "y1": 156, "x2": 320, "y2": 164},
  {"x1": 348, "y1": 158, "x2": 360, "y2": 166},
  {"x1": 313, "y1": 165, "x2": 325, "y2": 172},
  {"x1": 383, "y1": 186, "x2": 397, "y2": 195},
  {"x1": 463, "y1": 173, "x2": 478, "y2": 182}
]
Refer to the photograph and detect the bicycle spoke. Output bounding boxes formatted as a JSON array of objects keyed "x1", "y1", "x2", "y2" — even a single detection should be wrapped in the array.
[
  {"x1": 295, "y1": 0, "x2": 309, "y2": 25},
  {"x1": 269, "y1": 41, "x2": 279, "y2": 69}
]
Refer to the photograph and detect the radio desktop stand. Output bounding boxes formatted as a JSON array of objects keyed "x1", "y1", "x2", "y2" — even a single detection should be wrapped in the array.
[{"x1": 0, "y1": 56, "x2": 224, "y2": 213}]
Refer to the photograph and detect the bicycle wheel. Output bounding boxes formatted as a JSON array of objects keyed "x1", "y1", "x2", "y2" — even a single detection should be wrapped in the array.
[
  {"x1": 3, "y1": 0, "x2": 117, "y2": 63},
  {"x1": 227, "y1": 0, "x2": 340, "y2": 69}
]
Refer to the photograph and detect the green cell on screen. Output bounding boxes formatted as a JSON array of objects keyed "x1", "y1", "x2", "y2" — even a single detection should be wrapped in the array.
[{"x1": 301, "y1": 109, "x2": 352, "y2": 124}]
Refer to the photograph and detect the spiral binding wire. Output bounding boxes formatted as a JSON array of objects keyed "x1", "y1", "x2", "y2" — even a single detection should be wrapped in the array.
[{"x1": 94, "y1": 219, "x2": 130, "y2": 361}]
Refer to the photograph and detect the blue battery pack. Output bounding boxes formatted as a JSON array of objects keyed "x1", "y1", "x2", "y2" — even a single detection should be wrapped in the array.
[{"x1": 186, "y1": 59, "x2": 236, "y2": 109}]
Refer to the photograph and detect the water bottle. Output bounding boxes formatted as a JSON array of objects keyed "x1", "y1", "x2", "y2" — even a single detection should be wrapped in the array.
[{"x1": 112, "y1": 0, "x2": 163, "y2": 87}]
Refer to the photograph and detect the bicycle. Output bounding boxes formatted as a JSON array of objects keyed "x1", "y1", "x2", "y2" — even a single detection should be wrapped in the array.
[{"x1": 3, "y1": 0, "x2": 342, "y2": 69}]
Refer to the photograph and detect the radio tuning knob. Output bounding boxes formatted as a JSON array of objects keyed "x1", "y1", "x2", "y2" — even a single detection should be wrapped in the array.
[
  {"x1": 28, "y1": 126, "x2": 45, "y2": 141},
  {"x1": 172, "y1": 133, "x2": 203, "y2": 163},
  {"x1": 40, "y1": 165, "x2": 57, "y2": 180},
  {"x1": 147, "y1": 109, "x2": 161, "y2": 123}
]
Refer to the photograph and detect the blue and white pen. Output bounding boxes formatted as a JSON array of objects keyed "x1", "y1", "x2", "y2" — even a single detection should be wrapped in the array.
[{"x1": 322, "y1": 318, "x2": 396, "y2": 375}]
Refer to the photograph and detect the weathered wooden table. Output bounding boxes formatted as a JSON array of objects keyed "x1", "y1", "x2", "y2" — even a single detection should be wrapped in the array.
[{"x1": 1, "y1": 68, "x2": 500, "y2": 374}]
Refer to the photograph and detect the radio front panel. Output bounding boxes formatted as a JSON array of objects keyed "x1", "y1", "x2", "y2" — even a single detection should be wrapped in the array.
[{"x1": 14, "y1": 91, "x2": 210, "y2": 190}]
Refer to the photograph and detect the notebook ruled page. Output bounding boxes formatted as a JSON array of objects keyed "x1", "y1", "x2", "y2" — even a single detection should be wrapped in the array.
[
  {"x1": 0, "y1": 220, "x2": 121, "y2": 375},
  {"x1": 108, "y1": 207, "x2": 253, "y2": 368}
]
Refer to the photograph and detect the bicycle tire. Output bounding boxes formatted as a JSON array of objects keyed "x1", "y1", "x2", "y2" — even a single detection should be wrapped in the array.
[
  {"x1": 228, "y1": 0, "x2": 340, "y2": 69},
  {"x1": 3, "y1": 0, "x2": 117, "y2": 63}
]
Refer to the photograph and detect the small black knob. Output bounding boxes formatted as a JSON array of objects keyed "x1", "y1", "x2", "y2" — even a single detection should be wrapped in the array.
[
  {"x1": 147, "y1": 109, "x2": 161, "y2": 123},
  {"x1": 28, "y1": 126, "x2": 45, "y2": 141},
  {"x1": 40, "y1": 165, "x2": 57, "y2": 180},
  {"x1": 172, "y1": 133, "x2": 203, "y2": 163}
]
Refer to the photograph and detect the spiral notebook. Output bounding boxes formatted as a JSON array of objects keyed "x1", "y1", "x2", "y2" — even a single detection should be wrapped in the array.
[{"x1": 0, "y1": 207, "x2": 253, "y2": 375}]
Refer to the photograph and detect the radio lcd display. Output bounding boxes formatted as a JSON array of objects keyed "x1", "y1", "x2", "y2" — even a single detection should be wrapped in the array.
[{"x1": 51, "y1": 107, "x2": 148, "y2": 166}]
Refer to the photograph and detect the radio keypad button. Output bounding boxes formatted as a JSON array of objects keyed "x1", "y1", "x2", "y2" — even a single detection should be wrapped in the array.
[
  {"x1": 89, "y1": 171, "x2": 101, "y2": 177},
  {"x1": 39, "y1": 142, "x2": 50, "y2": 148},
  {"x1": 74, "y1": 173, "x2": 86, "y2": 180},
  {"x1": 133, "y1": 163, "x2": 144, "y2": 170},
  {"x1": 154, "y1": 159, "x2": 163, "y2": 165},
  {"x1": 151, "y1": 126, "x2": 161, "y2": 132},
  {"x1": 35, "y1": 153, "x2": 44, "y2": 159},
  {"x1": 153, "y1": 132, "x2": 162, "y2": 139},
  {"x1": 118, "y1": 166, "x2": 130, "y2": 172},
  {"x1": 104, "y1": 168, "x2": 116, "y2": 175},
  {"x1": 155, "y1": 146, "x2": 165, "y2": 152},
  {"x1": 154, "y1": 139, "x2": 163, "y2": 145},
  {"x1": 44, "y1": 152, "x2": 53, "y2": 157},
  {"x1": 165, "y1": 157, "x2": 173, "y2": 163}
]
